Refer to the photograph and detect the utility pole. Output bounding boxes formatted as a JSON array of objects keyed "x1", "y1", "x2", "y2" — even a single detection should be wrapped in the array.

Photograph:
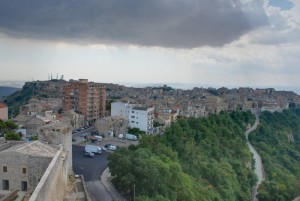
[{"x1": 133, "y1": 184, "x2": 135, "y2": 201}]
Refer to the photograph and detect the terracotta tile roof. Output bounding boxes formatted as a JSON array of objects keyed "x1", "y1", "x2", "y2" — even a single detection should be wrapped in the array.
[{"x1": 0, "y1": 103, "x2": 7, "y2": 108}]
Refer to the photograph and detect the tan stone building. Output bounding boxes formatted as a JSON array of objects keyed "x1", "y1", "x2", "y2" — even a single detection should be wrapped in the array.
[
  {"x1": 63, "y1": 79, "x2": 106, "y2": 125},
  {"x1": 95, "y1": 115, "x2": 129, "y2": 137},
  {"x1": 13, "y1": 115, "x2": 46, "y2": 137},
  {"x1": 0, "y1": 140, "x2": 58, "y2": 192}
]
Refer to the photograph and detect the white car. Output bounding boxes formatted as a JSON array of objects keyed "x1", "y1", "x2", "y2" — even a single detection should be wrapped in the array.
[{"x1": 107, "y1": 145, "x2": 117, "y2": 151}]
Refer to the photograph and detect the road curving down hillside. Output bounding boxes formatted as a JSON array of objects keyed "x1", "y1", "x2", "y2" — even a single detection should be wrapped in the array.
[{"x1": 245, "y1": 112, "x2": 265, "y2": 201}]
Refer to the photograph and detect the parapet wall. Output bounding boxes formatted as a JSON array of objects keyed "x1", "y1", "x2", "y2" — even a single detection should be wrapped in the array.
[{"x1": 29, "y1": 145, "x2": 68, "y2": 201}]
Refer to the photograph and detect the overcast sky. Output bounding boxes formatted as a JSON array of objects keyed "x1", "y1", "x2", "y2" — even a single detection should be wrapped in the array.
[{"x1": 0, "y1": 0, "x2": 299, "y2": 92}]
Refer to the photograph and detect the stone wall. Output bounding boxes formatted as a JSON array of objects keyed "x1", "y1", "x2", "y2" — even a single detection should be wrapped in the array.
[
  {"x1": 29, "y1": 145, "x2": 68, "y2": 201},
  {"x1": 38, "y1": 122, "x2": 72, "y2": 174}
]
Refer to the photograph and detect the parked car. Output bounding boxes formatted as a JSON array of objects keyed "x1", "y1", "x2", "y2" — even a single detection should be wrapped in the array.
[
  {"x1": 80, "y1": 133, "x2": 87, "y2": 137},
  {"x1": 107, "y1": 144, "x2": 117, "y2": 151},
  {"x1": 94, "y1": 135, "x2": 103, "y2": 142},
  {"x1": 125, "y1": 133, "x2": 138, "y2": 141},
  {"x1": 84, "y1": 151, "x2": 95, "y2": 158},
  {"x1": 104, "y1": 143, "x2": 112, "y2": 148}
]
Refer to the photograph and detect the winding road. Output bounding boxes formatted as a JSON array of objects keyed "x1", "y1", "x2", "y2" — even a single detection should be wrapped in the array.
[{"x1": 245, "y1": 112, "x2": 265, "y2": 201}]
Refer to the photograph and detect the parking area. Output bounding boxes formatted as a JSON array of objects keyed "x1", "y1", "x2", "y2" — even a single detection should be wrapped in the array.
[
  {"x1": 83, "y1": 137, "x2": 139, "y2": 150},
  {"x1": 72, "y1": 137, "x2": 139, "y2": 181},
  {"x1": 72, "y1": 138, "x2": 139, "y2": 201},
  {"x1": 73, "y1": 145, "x2": 109, "y2": 182}
]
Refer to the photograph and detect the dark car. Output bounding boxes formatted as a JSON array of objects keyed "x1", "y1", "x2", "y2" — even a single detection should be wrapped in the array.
[{"x1": 104, "y1": 144, "x2": 112, "y2": 148}]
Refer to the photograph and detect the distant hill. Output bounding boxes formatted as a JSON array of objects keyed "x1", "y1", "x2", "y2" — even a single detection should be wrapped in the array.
[
  {"x1": 3, "y1": 79, "x2": 67, "y2": 117},
  {"x1": 0, "y1": 86, "x2": 20, "y2": 98}
]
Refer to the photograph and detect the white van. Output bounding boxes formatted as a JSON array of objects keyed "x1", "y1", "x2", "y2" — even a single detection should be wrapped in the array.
[{"x1": 85, "y1": 145, "x2": 102, "y2": 154}]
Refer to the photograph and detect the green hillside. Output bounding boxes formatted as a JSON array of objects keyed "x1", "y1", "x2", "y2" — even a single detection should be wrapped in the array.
[
  {"x1": 249, "y1": 109, "x2": 300, "y2": 201},
  {"x1": 108, "y1": 111, "x2": 257, "y2": 201},
  {"x1": 3, "y1": 80, "x2": 66, "y2": 117}
]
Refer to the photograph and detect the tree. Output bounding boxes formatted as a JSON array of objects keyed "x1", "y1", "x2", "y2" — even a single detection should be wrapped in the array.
[
  {"x1": 5, "y1": 131, "x2": 21, "y2": 141},
  {"x1": 108, "y1": 111, "x2": 260, "y2": 201}
]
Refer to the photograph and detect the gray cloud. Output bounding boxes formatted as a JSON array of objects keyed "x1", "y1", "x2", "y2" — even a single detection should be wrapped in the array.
[{"x1": 0, "y1": 0, "x2": 268, "y2": 48}]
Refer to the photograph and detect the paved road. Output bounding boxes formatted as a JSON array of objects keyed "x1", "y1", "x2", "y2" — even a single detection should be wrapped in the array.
[
  {"x1": 246, "y1": 113, "x2": 265, "y2": 201},
  {"x1": 73, "y1": 145, "x2": 113, "y2": 201},
  {"x1": 73, "y1": 145, "x2": 109, "y2": 181},
  {"x1": 72, "y1": 126, "x2": 97, "y2": 142}
]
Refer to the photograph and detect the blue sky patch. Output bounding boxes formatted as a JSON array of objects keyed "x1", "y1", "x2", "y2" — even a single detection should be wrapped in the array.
[{"x1": 269, "y1": 0, "x2": 294, "y2": 10}]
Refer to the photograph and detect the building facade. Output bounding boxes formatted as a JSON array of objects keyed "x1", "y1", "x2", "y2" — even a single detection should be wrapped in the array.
[
  {"x1": 111, "y1": 102, "x2": 134, "y2": 119},
  {"x1": 63, "y1": 79, "x2": 106, "y2": 124},
  {"x1": 95, "y1": 115, "x2": 129, "y2": 137},
  {"x1": 129, "y1": 107, "x2": 154, "y2": 134},
  {"x1": 0, "y1": 141, "x2": 58, "y2": 192},
  {"x1": 0, "y1": 103, "x2": 8, "y2": 121}
]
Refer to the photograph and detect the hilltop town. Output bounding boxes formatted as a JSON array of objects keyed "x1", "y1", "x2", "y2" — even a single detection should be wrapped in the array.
[
  {"x1": 0, "y1": 78, "x2": 300, "y2": 200},
  {"x1": 2, "y1": 78, "x2": 300, "y2": 134}
]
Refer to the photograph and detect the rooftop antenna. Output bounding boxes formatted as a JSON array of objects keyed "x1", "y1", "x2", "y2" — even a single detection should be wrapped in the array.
[{"x1": 51, "y1": 73, "x2": 53, "y2": 80}]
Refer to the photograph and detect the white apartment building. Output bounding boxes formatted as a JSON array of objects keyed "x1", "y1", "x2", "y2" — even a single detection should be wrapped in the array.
[
  {"x1": 129, "y1": 107, "x2": 154, "y2": 134},
  {"x1": 111, "y1": 102, "x2": 134, "y2": 119},
  {"x1": 111, "y1": 102, "x2": 155, "y2": 133}
]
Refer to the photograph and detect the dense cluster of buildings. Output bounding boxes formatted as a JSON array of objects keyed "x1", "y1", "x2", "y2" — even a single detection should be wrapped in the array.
[{"x1": 0, "y1": 78, "x2": 300, "y2": 199}]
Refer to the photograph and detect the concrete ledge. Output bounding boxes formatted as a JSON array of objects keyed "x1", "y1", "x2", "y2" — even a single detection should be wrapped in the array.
[
  {"x1": 29, "y1": 145, "x2": 64, "y2": 201},
  {"x1": 100, "y1": 168, "x2": 124, "y2": 201},
  {"x1": 79, "y1": 175, "x2": 91, "y2": 201}
]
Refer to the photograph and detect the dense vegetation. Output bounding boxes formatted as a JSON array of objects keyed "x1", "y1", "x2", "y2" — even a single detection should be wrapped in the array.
[
  {"x1": 249, "y1": 109, "x2": 300, "y2": 201},
  {"x1": 108, "y1": 111, "x2": 257, "y2": 201},
  {"x1": 0, "y1": 119, "x2": 18, "y2": 133},
  {"x1": 0, "y1": 120, "x2": 20, "y2": 140}
]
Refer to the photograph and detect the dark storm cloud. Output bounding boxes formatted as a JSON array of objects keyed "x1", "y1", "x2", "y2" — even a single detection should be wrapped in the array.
[{"x1": 0, "y1": 0, "x2": 268, "y2": 48}]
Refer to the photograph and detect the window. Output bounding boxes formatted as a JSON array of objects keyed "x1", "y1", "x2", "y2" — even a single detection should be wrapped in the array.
[
  {"x1": 131, "y1": 116, "x2": 135, "y2": 118},
  {"x1": 21, "y1": 181, "x2": 27, "y2": 191},
  {"x1": 22, "y1": 167, "x2": 27, "y2": 174},
  {"x1": 2, "y1": 180, "x2": 9, "y2": 190},
  {"x1": 131, "y1": 121, "x2": 135, "y2": 123},
  {"x1": 2, "y1": 166, "x2": 7, "y2": 172},
  {"x1": 132, "y1": 111, "x2": 135, "y2": 113}
]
